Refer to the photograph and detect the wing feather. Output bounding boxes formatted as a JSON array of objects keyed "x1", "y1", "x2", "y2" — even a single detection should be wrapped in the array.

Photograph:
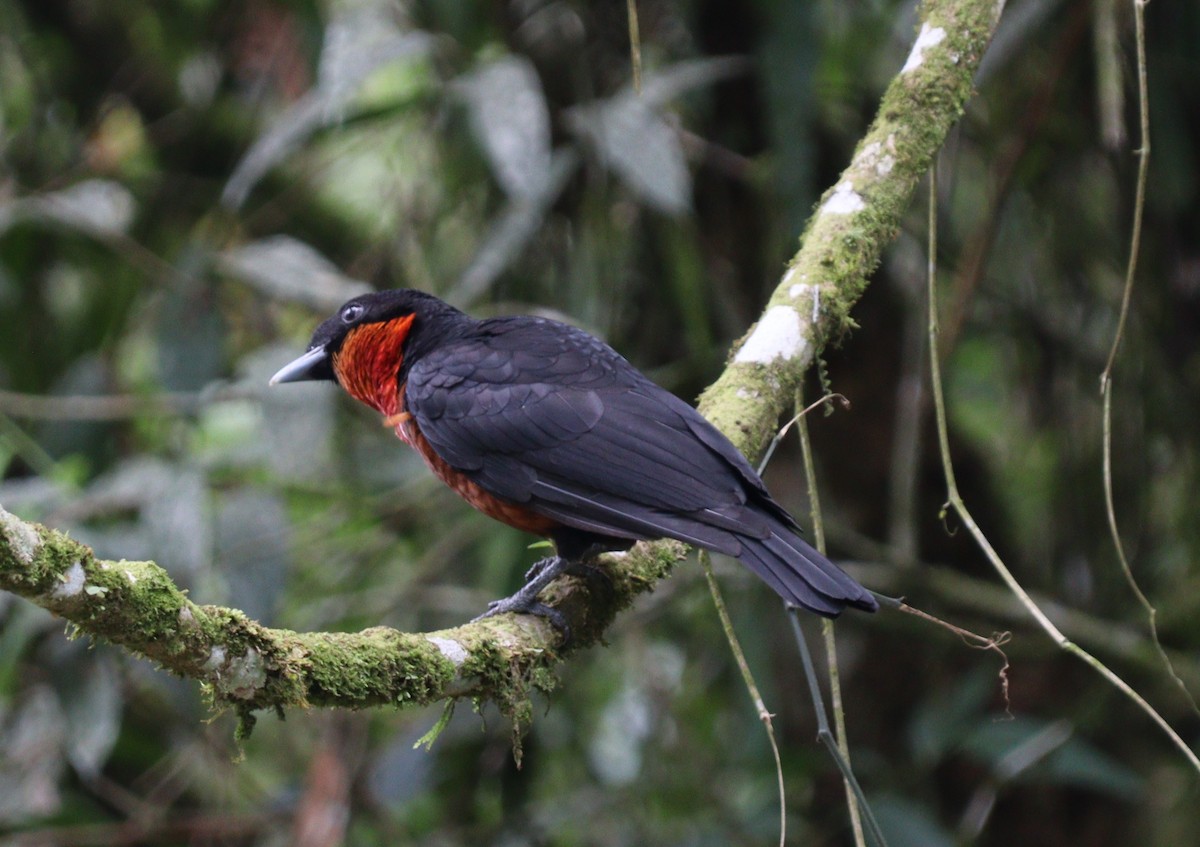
[
  {"x1": 404, "y1": 316, "x2": 875, "y2": 616},
  {"x1": 408, "y1": 321, "x2": 756, "y2": 526}
]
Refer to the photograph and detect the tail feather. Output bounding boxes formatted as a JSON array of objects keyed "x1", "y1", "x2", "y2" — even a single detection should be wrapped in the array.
[
  {"x1": 736, "y1": 528, "x2": 877, "y2": 617},
  {"x1": 530, "y1": 476, "x2": 876, "y2": 617}
]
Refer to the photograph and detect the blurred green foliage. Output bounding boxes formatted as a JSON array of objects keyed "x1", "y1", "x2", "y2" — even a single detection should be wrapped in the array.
[{"x1": 0, "y1": 0, "x2": 1198, "y2": 845}]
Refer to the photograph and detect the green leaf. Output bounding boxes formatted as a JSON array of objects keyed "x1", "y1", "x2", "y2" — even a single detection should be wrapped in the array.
[{"x1": 413, "y1": 701, "x2": 455, "y2": 751}]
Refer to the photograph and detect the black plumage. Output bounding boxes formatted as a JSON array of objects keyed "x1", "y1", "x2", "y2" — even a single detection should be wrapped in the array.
[
  {"x1": 271, "y1": 290, "x2": 877, "y2": 618},
  {"x1": 407, "y1": 318, "x2": 875, "y2": 616}
]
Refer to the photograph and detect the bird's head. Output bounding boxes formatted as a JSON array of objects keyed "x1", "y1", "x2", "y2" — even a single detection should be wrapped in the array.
[{"x1": 269, "y1": 288, "x2": 463, "y2": 414}]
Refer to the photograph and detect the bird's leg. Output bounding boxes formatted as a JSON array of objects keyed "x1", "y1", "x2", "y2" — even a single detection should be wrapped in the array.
[
  {"x1": 523, "y1": 555, "x2": 612, "y2": 590},
  {"x1": 473, "y1": 555, "x2": 572, "y2": 636},
  {"x1": 522, "y1": 555, "x2": 565, "y2": 584},
  {"x1": 473, "y1": 555, "x2": 613, "y2": 643}
]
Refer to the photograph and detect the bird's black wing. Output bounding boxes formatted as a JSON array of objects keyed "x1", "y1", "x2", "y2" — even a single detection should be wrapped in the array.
[
  {"x1": 406, "y1": 316, "x2": 875, "y2": 615},
  {"x1": 406, "y1": 318, "x2": 760, "y2": 539}
]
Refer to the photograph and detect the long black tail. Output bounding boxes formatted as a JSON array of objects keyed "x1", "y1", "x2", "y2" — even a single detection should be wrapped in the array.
[
  {"x1": 735, "y1": 527, "x2": 877, "y2": 617},
  {"x1": 528, "y1": 468, "x2": 875, "y2": 616}
]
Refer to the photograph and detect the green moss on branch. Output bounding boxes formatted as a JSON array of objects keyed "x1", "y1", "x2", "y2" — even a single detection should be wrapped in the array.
[
  {"x1": 0, "y1": 0, "x2": 1004, "y2": 726},
  {"x1": 700, "y1": 0, "x2": 1003, "y2": 462},
  {"x1": 0, "y1": 503, "x2": 676, "y2": 721}
]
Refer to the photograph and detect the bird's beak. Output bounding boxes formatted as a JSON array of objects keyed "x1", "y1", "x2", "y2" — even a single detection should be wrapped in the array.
[{"x1": 269, "y1": 347, "x2": 330, "y2": 385}]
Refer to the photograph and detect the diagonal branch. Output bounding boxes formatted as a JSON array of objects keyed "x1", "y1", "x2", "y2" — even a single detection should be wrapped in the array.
[
  {"x1": 0, "y1": 0, "x2": 1004, "y2": 723},
  {"x1": 699, "y1": 0, "x2": 1003, "y2": 453}
]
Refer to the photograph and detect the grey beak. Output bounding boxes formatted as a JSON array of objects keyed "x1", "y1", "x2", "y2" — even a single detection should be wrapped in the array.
[{"x1": 269, "y1": 347, "x2": 330, "y2": 385}]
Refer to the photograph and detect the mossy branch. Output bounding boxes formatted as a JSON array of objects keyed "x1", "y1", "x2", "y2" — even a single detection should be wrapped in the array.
[
  {"x1": 0, "y1": 502, "x2": 685, "y2": 721},
  {"x1": 0, "y1": 0, "x2": 1002, "y2": 722},
  {"x1": 699, "y1": 0, "x2": 1003, "y2": 453}
]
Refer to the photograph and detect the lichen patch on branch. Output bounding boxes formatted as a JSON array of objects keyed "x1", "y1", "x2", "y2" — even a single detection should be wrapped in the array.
[
  {"x1": 0, "y1": 505, "x2": 41, "y2": 564},
  {"x1": 854, "y1": 136, "x2": 898, "y2": 177},
  {"x1": 219, "y1": 648, "x2": 268, "y2": 700},
  {"x1": 427, "y1": 636, "x2": 469, "y2": 665},
  {"x1": 734, "y1": 306, "x2": 808, "y2": 365},
  {"x1": 902, "y1": 23, "x2": 947, "y2": 73},
  {"x1": 783, "y1": 266, "x2": 812, "y2": 300},
  {"x1": 205, "y1": 645, "x2": 227, "y2": 671},
  {"x1": 820, "y1": 181, "x2": 867, "y2": 215},
  {"x1": 51, "y1": 561, "x2": 86, "y2": 598}
]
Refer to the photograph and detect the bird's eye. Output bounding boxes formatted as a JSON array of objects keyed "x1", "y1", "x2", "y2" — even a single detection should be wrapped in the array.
[{"x1": 341, "y1": 304, "x2": 365, "y2": 324}]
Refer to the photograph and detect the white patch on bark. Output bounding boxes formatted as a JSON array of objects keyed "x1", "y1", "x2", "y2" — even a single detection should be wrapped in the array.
[
  {"x1": 221, "y1": 649, "x2": 267, "y2": 699},
  {"x1": 821, "y1": 181, "x2": 865, "y2": 215},
  {"x1": 204, "y1": 646, "x2": 227, "y2": 671},
  {"x1": 734, "y1": 306, "x2": 808, "y2": 365},
  {"x1": 902, "y1": 24, "x2": 946, "y2": 74},
  {"x1": 427, "y1": 636, "x2": 469, "y2": 666},
  {"x1": 0, "y1": 507, "x2": 42, "y2": 564},
  {"x1": 52, "y1": 561, "x2": 86, "y2": 598},
  {"x1": 204, "y1": 646, "x2": 266, "y2": 699},
  {"x1": 856, "y1": 139, "x2": 896, "y2": 176},
  {"x1": 782, "y1": 265, "x2": 814, "y2": 300}
]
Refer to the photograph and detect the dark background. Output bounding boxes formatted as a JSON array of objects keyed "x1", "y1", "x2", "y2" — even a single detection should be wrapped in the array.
[{"x1": 0, "y1": 0, "x2": 1198, "y2": 844}]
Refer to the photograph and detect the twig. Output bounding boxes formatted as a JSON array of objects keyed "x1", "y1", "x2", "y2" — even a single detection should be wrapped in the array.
[
  {"x1": 897, "y1": 602, "x2": 1011, "y2": 716},
  {"x1": 787, "y1": 611, "x2": 888, "y2": 847},
  {"x1": 699, "y1": 552, "x2": 787, "y2": 847},
  {"x1": 925, "y1": 164, "x2": 1200, "y2": 774},
  {"x1": 1096, "y1": 0, "x2": 1197, "y2": 714},
  {"x1": 827, "y1": 552, "x2": 1200, "y2": 695},
  {"x1": 1100, "y1": 0, "x2": 1149, "y2": 382},
  {"x1": 755, "y1": 393, "x2": 849, "y2": 473},
  {"x1": 626, "y1": 0, "x2": 643, "y2": 94},
  {"x1": 793, "y1": 387, "x2": 867, "y2": 847}
]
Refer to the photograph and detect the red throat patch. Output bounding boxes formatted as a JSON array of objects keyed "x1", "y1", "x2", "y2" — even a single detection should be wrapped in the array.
[{"x1": 332, "y1": 314, "x2": 416, "y2": 416}]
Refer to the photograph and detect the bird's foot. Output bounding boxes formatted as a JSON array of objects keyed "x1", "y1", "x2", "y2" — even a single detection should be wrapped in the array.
[{"x1": 473, "y1": 556, "x2": 612, "y2": 644}]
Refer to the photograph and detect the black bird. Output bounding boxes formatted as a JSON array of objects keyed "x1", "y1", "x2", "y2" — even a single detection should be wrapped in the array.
[{"x1": 271, "y1": 289, "x2": 877, "y2": 627}]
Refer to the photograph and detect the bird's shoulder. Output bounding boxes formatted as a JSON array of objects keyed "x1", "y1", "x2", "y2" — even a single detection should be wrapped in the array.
[
  {"x1": 402, "y1": 313, "x2": 798, "y2": 531},
  {"x1": 402, "y1": 317, "x2": 631, "y2": 469},
  {"x1": 407, "y1": 315, "x2": 632, "y2": 398}
]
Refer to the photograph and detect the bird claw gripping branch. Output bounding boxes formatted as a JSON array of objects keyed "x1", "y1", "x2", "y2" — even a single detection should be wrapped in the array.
[
  {"x1": 469, "y1": 556, "x2": 615, "y2": 644},
  {"x1": 271, "y1": 289, "x2": 877, "y2": 635}
]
